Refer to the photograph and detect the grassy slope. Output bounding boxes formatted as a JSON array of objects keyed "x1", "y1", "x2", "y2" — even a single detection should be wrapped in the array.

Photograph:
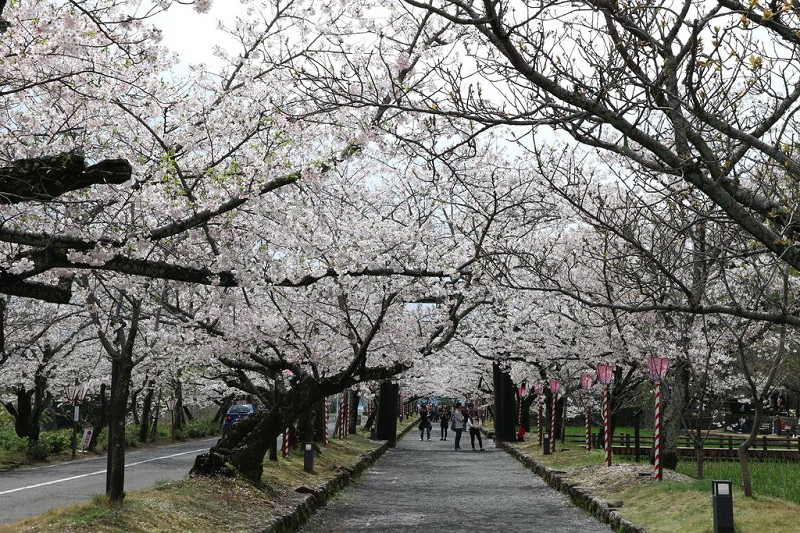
[
  {"x1": 1, "y1": 421, "x2": 415, "y2": 533},
  {"x1": 510, "y1": 430, "x2": 800, "y2": 533}
]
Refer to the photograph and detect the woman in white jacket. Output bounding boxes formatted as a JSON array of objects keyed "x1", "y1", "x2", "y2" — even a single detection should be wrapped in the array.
[{"x1": 467, "y1": 409, "x2": 484, "y2": 451}]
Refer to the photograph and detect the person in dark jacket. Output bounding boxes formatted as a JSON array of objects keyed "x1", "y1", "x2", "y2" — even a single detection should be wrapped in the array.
[
  {"x1": 419, "y1": 408, "x2": 432, "y2": 441},
  {"x1": 440, "y1": 407, "x2": 449, "y2": 440}
]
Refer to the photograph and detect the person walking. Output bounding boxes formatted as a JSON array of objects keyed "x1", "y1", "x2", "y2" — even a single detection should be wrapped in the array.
[
  {"x1": 440, "y1": 407, "x2": 449, "y2": 440},
  {"x1": 451, "y1": 402, "x2": 466, "y2": 450},
  {"x1": 419, "y1": 408, "x2": 432, "y2": 441},
  {"x1": 468, "y1": 408, "x2": 484, "y2": 451}
]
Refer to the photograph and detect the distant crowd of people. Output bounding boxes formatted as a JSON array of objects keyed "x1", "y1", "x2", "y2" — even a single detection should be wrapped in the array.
[{"x1": 417, "y1": 401, "x2": 485, "y2": 451}]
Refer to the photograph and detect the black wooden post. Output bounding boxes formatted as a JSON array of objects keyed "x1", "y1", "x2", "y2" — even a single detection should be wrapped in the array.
[{"x1": 634, "y1": 410, "x2": 641, "y2": 463}]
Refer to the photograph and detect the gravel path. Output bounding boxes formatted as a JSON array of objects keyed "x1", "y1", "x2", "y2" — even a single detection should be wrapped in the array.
[{"x1": 300, "y1": 427, "x2": 611, "y2": 532}]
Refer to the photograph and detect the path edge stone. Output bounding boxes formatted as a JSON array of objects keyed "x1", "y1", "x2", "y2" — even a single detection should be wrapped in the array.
[
  {"x1": 264, "y1": 419, "x2": 419, "y2": 533},
  {"x1": 494, "y1": 438, "x2": 648, "y2": 533}
]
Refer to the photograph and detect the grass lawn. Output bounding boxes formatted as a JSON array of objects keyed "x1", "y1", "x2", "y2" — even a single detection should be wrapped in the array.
[
  {"x1": 508, "y1": 425, "x2": 800, "y2": 533},
  {"x1": 1, "y1": 418, "x2": 417, "y2": 533}
]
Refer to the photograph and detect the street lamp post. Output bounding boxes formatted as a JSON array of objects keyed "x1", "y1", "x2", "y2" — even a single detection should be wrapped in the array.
[
  {"x1": 534, "y1": 383, "x2": 544, "y2": 446},
  {"x1": 580, "y1": 373, "x2": 593, "y2": 452},
  {"x1": 549, "y1": 379, "x2": 561, "y2": 453},
  {"x1": 64, "y1": 381, "x2": 88, "y2": 459},
  {"x1": 648, "y1": 356, "x2": 670, "y2": 481},
  {"x1": 597, "y1": 364, "x2": 614, "y2": 467}
]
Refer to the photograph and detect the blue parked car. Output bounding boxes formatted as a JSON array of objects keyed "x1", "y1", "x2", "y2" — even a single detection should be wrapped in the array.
[{"x1": 222, "y1": 403, "x2": 255, "y2": 433}]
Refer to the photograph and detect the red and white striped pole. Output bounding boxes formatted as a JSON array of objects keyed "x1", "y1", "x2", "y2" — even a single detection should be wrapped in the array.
[
  {"x1": 282, "y1": 427, "x2": 289, "y2": 458},
  {"x1": 535, "y1": 384, "x2": 543, "y2": 446},
  {"x1": 597, "y1": 364, "x2": 614, "y2": 467},
  {"x1": 549, "y1": 380, "x2": 561, "y2": 453},
  {"x1": 337, "y1": 393, "x2": 344, "y2": 439},
  {"x1": 585, "y1": 396, "x2": 591, "y2": 452},
  {"x1": 580, "y1": 373, "x2": 593, "y2": 453},
  {"x1": 653, "y1": 380, "x2": 663, "y2": 480},
  {"x1": 323, "y1": 397, "x2": 329, "y2": 447},
  {"x1": 603, "y1": 385, "x2": 611, "y2": 466},
  {"x1": 517, "y1": 385, "x2": 526, "y2": 431},
  {"x1": 647, "y1": 356, "x2": 669, "y2": 481}
]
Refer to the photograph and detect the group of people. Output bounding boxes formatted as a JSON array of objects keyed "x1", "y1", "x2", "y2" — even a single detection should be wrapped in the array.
[{"x1": 418, "y1": 401, "x2": 485, "y2": 451}]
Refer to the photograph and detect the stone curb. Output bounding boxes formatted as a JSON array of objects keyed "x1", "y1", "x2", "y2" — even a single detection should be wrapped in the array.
[
  {"x1": 494, "y1": 438, "x2": 647, "y2": 533},
  {"x1": 264, "y1": 418, "x2": 419, "y2": 533}
]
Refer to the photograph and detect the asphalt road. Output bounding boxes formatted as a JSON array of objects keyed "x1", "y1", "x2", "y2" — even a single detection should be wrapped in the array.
[
  {"x1": 300, "y1": 427, "x2": 612, "y2": 533},
  {"x1": 0, "y1": 438, "x2": 217, "y2": 524}
]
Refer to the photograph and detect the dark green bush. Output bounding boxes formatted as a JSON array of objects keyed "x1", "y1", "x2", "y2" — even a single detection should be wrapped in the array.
[
  {"x1": 0, "y1": 428, "x2": 26, "y2": 452},
  {"x1": 26, "y1": 441, "x2": 50, "y2": 459},
  {"x1": 39, "y1": 431, "x2": 71, "y2": 454}
]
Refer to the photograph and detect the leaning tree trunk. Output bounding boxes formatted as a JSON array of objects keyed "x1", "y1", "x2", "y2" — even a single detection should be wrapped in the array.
[
  {"x1": 739, "y1": 403, "x2": 763, "y2": 497},
  {"x1": 5, "y1": 388, "x2": 33, "y2": 439},
  {"x1": 364, "y1": 399, "x2": 378, "y2": 431}
]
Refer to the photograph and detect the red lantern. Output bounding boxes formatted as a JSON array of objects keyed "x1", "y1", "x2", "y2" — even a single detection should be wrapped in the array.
[
  {"x1": 534, "y1": 383, "x2": 544, "y2": 395},
  {"x1": 518, "y1": 385, "x2": 527, "y2": 398},
  {"x1": 549, "y1": 379, "x2": 561, "y2": 393},
  {"x1": 597, "y1": 364, "x2": 614, "y2": 384},
  {"x1": 647, "y1": 357, "x2": 669, "y2": 381},
  {"x1": 580, "y1": 373, "x2": 593, "y2": 390}
]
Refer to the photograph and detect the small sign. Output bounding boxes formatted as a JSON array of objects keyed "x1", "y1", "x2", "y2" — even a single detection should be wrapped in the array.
[{"x1": 81, "y1": 429, "x2": 93, "y2": 452}]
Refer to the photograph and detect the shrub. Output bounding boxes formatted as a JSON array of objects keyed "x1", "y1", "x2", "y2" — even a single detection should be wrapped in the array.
[
  {"x1": 39, "y1": 431, "x2": 71, "y2": 454},
  {"x1": 182, "y1": 419, "x2": 218, "y2": 439},
  {"x1": 124, "y1": 425, "x2": 139, "y2": 448},
  {"x1": 26, "y1": 441, "x2": 50, "y2": 459},
  {"x1": 0, "y1": 428, "x2": 26, "y2": 452}
]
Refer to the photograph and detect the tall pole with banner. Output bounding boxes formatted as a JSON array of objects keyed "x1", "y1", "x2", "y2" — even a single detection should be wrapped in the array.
[
  {"x1": 64, "y1": 380, "x2": 88, "y2": 459},
  {"x1": 597, "y1": 364, "x2": 614, "y2": 467}
]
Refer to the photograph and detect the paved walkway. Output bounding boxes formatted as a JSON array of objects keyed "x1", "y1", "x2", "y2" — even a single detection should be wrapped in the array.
[{"x1": 301, "y1": 427, "x2": 611, "y2": 533}]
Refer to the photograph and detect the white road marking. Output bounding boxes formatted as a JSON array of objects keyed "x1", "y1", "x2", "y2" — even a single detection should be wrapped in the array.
[{"x1": 0, "y1": 447, "x2": 208, "y2": 496}]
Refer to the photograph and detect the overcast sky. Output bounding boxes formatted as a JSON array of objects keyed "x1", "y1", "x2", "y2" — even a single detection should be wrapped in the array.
[{"x1": 153, "y1": 2, "x2": 241, "y2": 69}]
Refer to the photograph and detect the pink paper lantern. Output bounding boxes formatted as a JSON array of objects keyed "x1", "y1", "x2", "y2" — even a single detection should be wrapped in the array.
[
  {"x1": 647, "y1": 356, "x2": 669, "y2": 381},
  {"x1": 580, "y1": 373, "x2": 593, "y2": 390},
  {"x1": 549, "y1": 379, "x2": 561, "y2": 393},
  {"x1": 518, "y1": 385, "x2": 527, "y2": 398},
  {"x1": 534, "y1": 383, "x2": 544, "y2": 395},
  {"x1": 597, "y1": 364, "x2": 614, "y2": 385}
]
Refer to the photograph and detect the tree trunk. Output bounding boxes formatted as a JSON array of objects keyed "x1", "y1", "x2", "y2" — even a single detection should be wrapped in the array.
[
  {"x1": 5, "y1": 388, "x2": 33, "y2": 439},
  {"x1": 173, "y1": 379, "x2": 185, "y2": 432},
  {"x1": 128, "y1": 387, "x2": 140, "y2": 426},
  {"x1": 298, "y1": 407, "x2": 315, "y2": 444},
  {"x1": 108, "y1": 359, "x2": 133, "y2": 502},
  {"x1": 28, "y1": 373, "x2": 50, "y2": 446},
  {"x1": 89, "y1": 383, "x2": 108, "y2": 451},
  {"x1": 739, "y1": 404, "x2": 762, "y2": 497},
  {"x1": 138, "y1": 382, "x2": 154, "y2": 443},
  {"x1": 364, "y1": 400, "x2": 377, "y2": 431},
  {"x1": 348, "y1": 392, "x2": 359, "y2": 434},
  {"x1": 663, "y1": 356, "x2": 690, "y2": 470}
]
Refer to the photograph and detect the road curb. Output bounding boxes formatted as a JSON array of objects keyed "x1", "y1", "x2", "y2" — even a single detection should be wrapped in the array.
[
  {"x1": 264, "y1": 418, "x2": 419, "y2": 533},
  {"x1": 494, "y1": 438, "x2": 647, "y2": 533}
]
